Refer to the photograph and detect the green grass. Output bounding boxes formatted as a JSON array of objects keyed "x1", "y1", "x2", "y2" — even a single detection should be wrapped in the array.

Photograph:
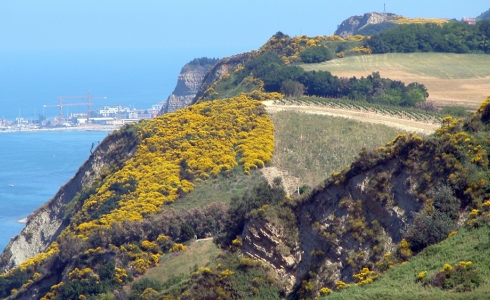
[
  {"x1": 270, "y1": 111, "x2": 408, "y2": 188},
  {"x1": 323, "y1": 226, "x2": 490, "y2": 299},
  {"x1": 282, "y1": 96, "x2": 444, "y2": 122},
  {"x1": 298, "y1": 53, "x2": 490, "y2": 107},
  {"x1": 300, "y1": 53, "x2": 490, "y2": 80},
  {"x1": 169, "y1": 168, "x2": 264, "y2": 210},
  {"x1": 142, "y1": 239, "x2": 220, "y2": 283}
]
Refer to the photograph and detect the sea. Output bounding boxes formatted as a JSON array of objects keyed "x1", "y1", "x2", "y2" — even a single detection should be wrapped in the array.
[
  {"x1": 0, "y1": 130, "x2": 109, "y2": 251},
  {"x1": 0, "y1": 48, "x2": 216, "y2": 252}
]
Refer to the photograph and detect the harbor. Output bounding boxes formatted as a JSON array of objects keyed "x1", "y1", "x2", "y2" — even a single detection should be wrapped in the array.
[{"x1": 0, "y1": 93, "x2": 165, "y2": 133}]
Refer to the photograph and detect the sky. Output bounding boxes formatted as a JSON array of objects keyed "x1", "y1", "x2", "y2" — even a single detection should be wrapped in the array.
[
  {"x1": 0, "y1": 0, "x2": 488, "y2": 120},
  {"x1": 1, "y1": 1, "x2": 489, "y2": 55}
]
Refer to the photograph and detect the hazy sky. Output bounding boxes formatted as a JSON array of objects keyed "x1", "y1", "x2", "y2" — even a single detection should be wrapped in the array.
[{"x1": 1, "y1": 1, "x2": 489, "y2": 56}]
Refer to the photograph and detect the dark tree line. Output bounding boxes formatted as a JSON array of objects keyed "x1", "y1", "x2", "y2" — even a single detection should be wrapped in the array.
[
  {"x1": 366, "y1": 20, "x2": 490, "y2": 54},
  {"x1": 235, "y1": 52, "x2": 428, "y2": 106}
]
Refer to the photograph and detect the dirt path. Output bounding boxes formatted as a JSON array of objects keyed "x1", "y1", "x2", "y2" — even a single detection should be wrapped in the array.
[{"x1": 262, "y1": 100, "x2": 440, "y2": 135}]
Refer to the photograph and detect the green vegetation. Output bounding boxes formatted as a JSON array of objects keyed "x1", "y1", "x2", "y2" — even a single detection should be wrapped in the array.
[
  {"x1": 323, "y1": 226, "x2": 490, "y2": 299},
  {"x1": 204, "y1": 51, "x2": 429, "y2": 106},
  {"x1": 127, "y1": 180, "x2": 290, "y2": 299},
  {"x1": 0, "y1": 96, "x2": 275, "y2": 299},
  {"x1": 270, "y1": 110, "x2": 410, "y2": 188},
  {"x1": 300, "y1": 52, "x2": 490, "y2": 80},
  {"x1": 141, "y1": 239, "x2": 219, "y2": 284},
  {"x1": 366, "y1": 20, "x2": 490, "y2": 54},
  {"x1": 172, "y1": 168, "x2": 264, "y2": 210},
  {"x1": 299, "y1": 45, "x2": 333, "y2": 63},
  {"x1": 476, "y1": 8, "x2": 490, "y2": 21},
  {"x1": 299, "y1": 52, "x2": 490, "y2": 107},
  {"x1": 440, "y1": 106, "x2": 470, "y2": 118},
  {"x1": 274, "y1": 96, "x2": 444, "y2": 121}
]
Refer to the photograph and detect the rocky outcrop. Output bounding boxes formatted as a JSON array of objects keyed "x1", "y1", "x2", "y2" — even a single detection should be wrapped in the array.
[
  {"x1": 335, "y1": 12, "x2": 393, "y2": 37},
  {"x1": 241, "y1": 157, "x2": 424, "y2": 292},
  {"x1": 0, "y1": 130, "x2": 139, "y2": 272},
  {"x1": 192, "y1": 52, "x2": 254, "y2": 103},
  {"x1": 241, "y1": 218, "x2": 301, "y2": 292},
  {"x1": 160, "y1": 58, "x2": 218, "y2": 114}
]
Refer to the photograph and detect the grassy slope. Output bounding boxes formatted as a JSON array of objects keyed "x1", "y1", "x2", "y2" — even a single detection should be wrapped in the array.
[
  {"x1": 270, "y1": 110, "x2": 408, "y2": 188},
  {"x1": 143, "y1": 239, "x2": 219, "y2": 283},
  {"x1": 299, "y1": 53, "x2": 490, "y2": 107},
  {"x1": 132, "y1": 111, "x2": 410, "y2": 293},
  {"x1": 324, "y1": 226, "x2": 490, "y2": 299},
  {"x1": 171, "y1": 168, "x2": 264, "y2": 210}
]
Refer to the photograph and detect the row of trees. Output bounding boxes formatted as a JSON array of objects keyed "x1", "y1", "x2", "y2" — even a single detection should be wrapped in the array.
[
  {"x1": 234, "y1": 52, "x2": 428, "y2": 106},
  {"x1": 366, "y1": 20, "x2": 490, "y2": 54}
]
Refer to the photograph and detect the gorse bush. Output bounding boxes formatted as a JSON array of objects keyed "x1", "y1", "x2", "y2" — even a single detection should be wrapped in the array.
[{"x1": 1, "y1": 95, "x2": 276, "y2": 299}]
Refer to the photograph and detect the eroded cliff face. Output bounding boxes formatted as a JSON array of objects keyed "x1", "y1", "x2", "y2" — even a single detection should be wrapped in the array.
[
  {"x1": 334, "y1": 12, "x2": 390, "y2": 37},
  {"x1": 241, "y1": 158, "x2": 424, "y2": 292},
  {"x1": 192, "y1": 52, "x2": 254, "y2": 103},
  {"x1": 160, "y1": 58, "x2": 218, "y2": 114},
  {"x1": 0, "y1": 131, "x2": 139, "y2": 272}
]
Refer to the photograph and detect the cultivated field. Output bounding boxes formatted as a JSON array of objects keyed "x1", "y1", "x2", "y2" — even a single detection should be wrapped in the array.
[{"x1": 299, "y1": 53, "x2": 490, "y2": 108}]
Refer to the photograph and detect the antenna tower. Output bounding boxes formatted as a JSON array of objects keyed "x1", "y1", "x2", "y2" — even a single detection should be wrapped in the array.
[{"x1": 383, "y1": 3, "x2": 386, "y2": 14}]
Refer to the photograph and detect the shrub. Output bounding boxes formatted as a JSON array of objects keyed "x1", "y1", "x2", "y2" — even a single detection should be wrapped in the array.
[
  {"x1": 431, "y1": 261, "x2": 481, "y2": 292},
  {"x1": 299, "y1": 46, "x2": 333, "y2": 63},
  {"x1": 405, "y1": 210, "x2": 455, "y2": 252}
]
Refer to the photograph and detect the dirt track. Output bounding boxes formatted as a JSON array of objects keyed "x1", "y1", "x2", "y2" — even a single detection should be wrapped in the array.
[{"x1": 262, "y1": 100, "x2": 440, "y2": 135}]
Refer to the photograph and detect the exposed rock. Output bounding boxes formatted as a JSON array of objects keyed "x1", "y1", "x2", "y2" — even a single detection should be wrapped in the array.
[
  {"x1": 335, "y1": 12, "x2": 392, "y2": 37},
  {"x1": 160, "y1": 58, "x2": 218, "y2": 114},
  {"x1": 241, "y1": 218, "x2": 300, "y2": 292},
  {"x1": 241, "y1": 157, "x2": 424, "y2": 292},
  {"x1": 0, "y1": 131, "x2": 139, "y2": 272},
  {"x1": 192, "y1": 52, "x2": 254, "y2": 104}
]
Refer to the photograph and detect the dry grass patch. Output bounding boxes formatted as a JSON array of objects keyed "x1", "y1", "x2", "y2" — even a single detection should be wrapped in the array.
[
  {"x1": 300, "y1": 53, "x2": 490, "y2": 108},
  {"x1": 141, "y1": 239, "x2": 219, "y2": 283},
  {"x1": 270, "y1": 111, "x2": 408, "y2": 189}
]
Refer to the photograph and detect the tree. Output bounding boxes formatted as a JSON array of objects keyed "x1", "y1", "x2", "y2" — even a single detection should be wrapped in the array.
[
  {"x1": 299, "y1": 46, "x2": 332, "y2": 63},
  {"x1": 280, "y1": 80, "x2": 305, "y2": 97}
]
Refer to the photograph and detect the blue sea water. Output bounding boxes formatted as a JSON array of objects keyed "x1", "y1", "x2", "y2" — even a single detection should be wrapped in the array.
[
  {"x1": 0, "y1": 49, "x2": 195, "y2": 121},
  {"x1": 0, "y1": 130, "x2": 109, "y2": 251}
]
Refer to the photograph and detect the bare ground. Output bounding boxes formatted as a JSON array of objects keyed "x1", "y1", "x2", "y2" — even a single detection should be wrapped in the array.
[
  {"x1": 262, "y1": 100, "x2": 440, "y2": 135},
  {"x1": 261, "y1": 166, "x2": 300, "y2": 195}
]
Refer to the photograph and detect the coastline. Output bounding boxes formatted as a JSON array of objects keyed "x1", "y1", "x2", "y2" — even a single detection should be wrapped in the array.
[{"x1": 0, "y1": 125, "x2": 120, "y2": 134}]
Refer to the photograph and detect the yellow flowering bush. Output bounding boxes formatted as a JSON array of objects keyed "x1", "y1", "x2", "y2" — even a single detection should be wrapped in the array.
[{"x1": 259, "y1": 34, "x2": 325, "y2": 64}]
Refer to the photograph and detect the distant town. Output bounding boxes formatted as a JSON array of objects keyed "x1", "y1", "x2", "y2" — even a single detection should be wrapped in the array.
[{"x1": 0, "y1": 102, "x2": 165, "y2": 132}]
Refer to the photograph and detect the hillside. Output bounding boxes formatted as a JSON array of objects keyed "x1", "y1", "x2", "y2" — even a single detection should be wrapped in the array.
[
  {"x1": 3, "y1": 22, "x2": 490, "y2": 299},
  {"x1": 476, "y1": 8, "x2": 490, "y2": 21},
  {"x1": 300, "y1": 53, "x2": 490, "y2": 108},
  {"x1": 334, "y1": 12, "x2": 447, "y2": 37}
]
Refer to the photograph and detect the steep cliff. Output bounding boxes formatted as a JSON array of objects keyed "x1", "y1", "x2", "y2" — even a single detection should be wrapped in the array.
[
  {"x1": 334, "y1": 12, "x2": 396, "y2": 37},
  {"x1": 192, "y1": 52, "x2": 254, "y2": 103},
  {"x1": 160, "y1": 57, "x2": 218, "y2": 114},
  {"x1": 241, "y1": 157, "x2": 421, "y2": 292},
  {"x1": 0, "y1": 129, "x2": 140, "y2": 272},
  {"x1": 239, "y1": 122, "x2": 484, "y2": 296}
]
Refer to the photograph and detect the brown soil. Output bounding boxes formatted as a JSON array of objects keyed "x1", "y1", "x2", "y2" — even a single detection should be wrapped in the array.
[
  {"x1": 261, "y1": 166, "x2": 300, "y2": 195},
  {"x1": 262, "y1": 100, "x2": 440, "y2": 135}
]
